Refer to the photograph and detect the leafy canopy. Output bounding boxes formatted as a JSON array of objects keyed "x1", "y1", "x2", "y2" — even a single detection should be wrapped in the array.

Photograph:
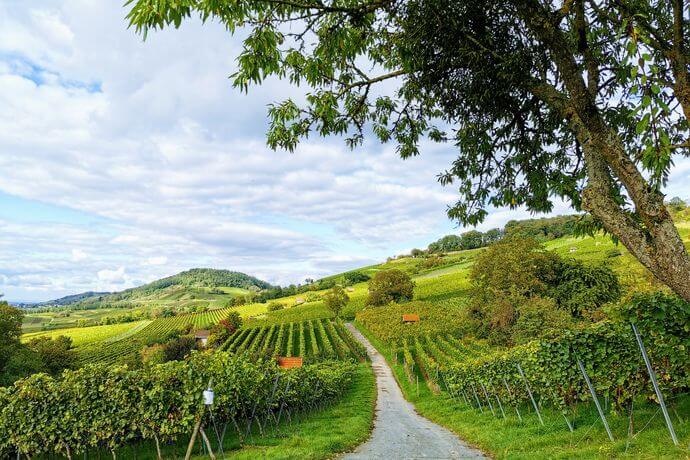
[
  {"x1": 324, "y1": 285, "x2": 349, "y2": 316},
  {"x1": 366, "y1": 269, "x2": 414, "y2": 306},
  {"x1": 126, "y1": 0, "x2": 687, "y2": 224},
  {"x1": 125, "y1": 0, "x2": 690, "y2": 300}
]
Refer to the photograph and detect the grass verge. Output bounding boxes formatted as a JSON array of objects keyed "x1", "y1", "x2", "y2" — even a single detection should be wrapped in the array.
[{"x1": 353, "y1": 321, "x2": 690, "y2": 459}]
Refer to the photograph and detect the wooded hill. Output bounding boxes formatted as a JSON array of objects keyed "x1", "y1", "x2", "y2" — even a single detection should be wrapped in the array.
[{"x1": 46, "y1": 269, "x2": 273, "y2": 309}]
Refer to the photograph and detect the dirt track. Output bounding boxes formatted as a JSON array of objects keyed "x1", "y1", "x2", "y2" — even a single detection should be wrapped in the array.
[{"x1": 342, "y1": 324, "x2": 487, "y2": 459}]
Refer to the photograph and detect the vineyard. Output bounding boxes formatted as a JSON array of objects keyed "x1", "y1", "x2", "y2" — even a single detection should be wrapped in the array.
[
  {"x1": 379, "y1": 293, "x2": 690, "y2": 446},
  {"x1": 221, "y1": 318, "x2": 367, "y2": 362},
  {"x1": 0, "y1": 353, "x2": 356, "y2": 459},
  {"x1": 21, "y1": 321, "x2": 150, "y2": 347},
  {"x1": 76, "y1": 307, "x2": 235, "y2": 365}
]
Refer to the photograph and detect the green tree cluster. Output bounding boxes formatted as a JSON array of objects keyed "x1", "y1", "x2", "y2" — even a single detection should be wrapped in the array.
[
  {"x1": 0, "y1": 301, "x2": 76, "y2": 386},
  {"x1": 467, "y1": 236, "x2": 621, "y2": 345},
  {"x1": 324, "y1": 286, "x2": 350, "y2": 317},
  {"x1": 366, "y1": 269, "x2": 415, "y2": 306}
]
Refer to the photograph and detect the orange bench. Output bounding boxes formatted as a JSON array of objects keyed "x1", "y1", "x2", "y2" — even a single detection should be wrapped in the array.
[
  {"x1": 277, "y1": 356, "x2": 303, "y2": 368},
  {"x1": 402, "y1": 314, "x2": 420, "y2": 323}
]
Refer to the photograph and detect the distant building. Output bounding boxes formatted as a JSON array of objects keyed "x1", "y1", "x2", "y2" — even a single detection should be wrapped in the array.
[{"x1": 194, "y1": 330, "x2": 210, "y2": 347}]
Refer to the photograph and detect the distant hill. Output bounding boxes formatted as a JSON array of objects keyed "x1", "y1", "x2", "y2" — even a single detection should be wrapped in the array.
[
  {"x1": 41, "y1": 291, "x2": 111, "y2": 307},
  {"x1": 69, "y1": 268, "x2": 273, "y2": 309}
]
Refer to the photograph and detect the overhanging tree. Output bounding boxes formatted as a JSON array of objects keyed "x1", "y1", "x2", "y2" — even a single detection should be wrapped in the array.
[{"x1": 127, "y1": 0, "x2": 690, "y2": 300}]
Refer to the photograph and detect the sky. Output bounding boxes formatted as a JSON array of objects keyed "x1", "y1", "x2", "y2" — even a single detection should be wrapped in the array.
[{"x1": 1, "y1": 1, "x2": 689, "y2": 302}]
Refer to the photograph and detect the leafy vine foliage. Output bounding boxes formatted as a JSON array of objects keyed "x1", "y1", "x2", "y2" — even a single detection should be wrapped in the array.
[
  {"x1": 440, "y1": 293, "x2": 689, "y2": 416},
  {"x1": 0, "y1": 352, "x2": 354, "y2": 458}
]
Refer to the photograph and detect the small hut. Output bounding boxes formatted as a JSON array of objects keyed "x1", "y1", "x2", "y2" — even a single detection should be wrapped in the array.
[
  {"x1": 402, "y1": 314, "x2": 420, "y2": 324},
  {"x1": 194, "y1": 330, "x2": 211, "y2": 347}
]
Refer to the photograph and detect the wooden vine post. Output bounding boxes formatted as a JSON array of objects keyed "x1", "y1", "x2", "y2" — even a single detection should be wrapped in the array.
[{"x1": 185, "y1": 379, "x2": 216, "y2": 460}]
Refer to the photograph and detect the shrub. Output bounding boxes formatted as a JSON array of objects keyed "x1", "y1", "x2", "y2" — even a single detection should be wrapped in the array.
[
  {"x1": 268, "y1": 301, "x2": 285, "y2": 311},
  {"x1": 324, "y1": 286, "x2": 349, "y2": 317},
  {"x1": 343, "y1": 271, "x2": 370, "y2": 285},
  {"x1": 547, "y1": 259, "x2": 621, "y2": 317},
  {"x1": 161, "y1": 336, "x2": 197, "y2": 362},
  {"x1": 421, "y1": 255, "x2": 443, "y2": 269},
  {"x1": 366, "y1": 269, "x2": 415, "y2": 306},
  {"x1": 140, "y1": 344, "x2": 166, "y2": 365},
  {"x1": 511, "y1": 296, "x2": 572, "y2": 344},
  {"x1": 468, "y1": 235, "x2": 620, "y2": 345}
]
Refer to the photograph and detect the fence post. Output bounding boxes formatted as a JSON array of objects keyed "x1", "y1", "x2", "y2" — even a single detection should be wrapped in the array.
[
  {"x1": 503, "y1": 378, "x2": 522, "y2": 421},
  {"x1": 480, "y1": 383, "x2": 496, "y2": 416},
  {"x1": 516, "y1": 363, "x2": 544, "y2": 426},
  {"x1": 576, "y1": 358, "x2": 614, "y2": 442},
  {"x1": 631, "y1": 323, "x2": 679, "y2": 446},
  {"x1": 490, "y1": 384, "x2": 507, "y2": 420},
  {"x1": 471, "y1": 383, "x2": 484, "y2": 413}
]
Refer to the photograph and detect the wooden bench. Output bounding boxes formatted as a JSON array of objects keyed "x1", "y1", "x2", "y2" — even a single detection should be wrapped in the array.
[
  {"x1": 277, "y1": 356, "x2": 303, "y2": 368},
  {"x1": 402, "y1": 314, "x2": 420, "y2": 323}
]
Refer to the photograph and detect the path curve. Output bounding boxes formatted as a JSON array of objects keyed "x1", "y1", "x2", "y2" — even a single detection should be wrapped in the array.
[{"x1": 343, "y1": 324, "x2": 487, "y2": 459}]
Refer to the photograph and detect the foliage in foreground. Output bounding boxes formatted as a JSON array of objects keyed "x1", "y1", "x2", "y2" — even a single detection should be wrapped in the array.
[{"x1": 0, "y1": 352, "x2": 355, "y2": 459}]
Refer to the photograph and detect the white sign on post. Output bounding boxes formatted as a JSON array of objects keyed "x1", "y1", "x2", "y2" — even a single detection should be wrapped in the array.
[{"x1": 203, "y1": 388, "x2": 214, "y2": 406}]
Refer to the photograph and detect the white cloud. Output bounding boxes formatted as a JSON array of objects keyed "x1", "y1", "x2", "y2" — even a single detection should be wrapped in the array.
[
  {"x1": 144, "y1": 256, "x2": 168, "y2": 266},
  {"x1": 71, "y1": 248, "x2": 88, "y2": 262}
]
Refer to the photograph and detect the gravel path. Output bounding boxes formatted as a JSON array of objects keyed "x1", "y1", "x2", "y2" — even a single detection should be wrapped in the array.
[{"x1": 342, "y1": 324, "x2": 487, "y2": 459}]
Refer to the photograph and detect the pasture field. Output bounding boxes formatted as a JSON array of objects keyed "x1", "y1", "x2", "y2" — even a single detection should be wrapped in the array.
[{"x1": 21, "y1": 321, "x2": 148, "y2": 347}]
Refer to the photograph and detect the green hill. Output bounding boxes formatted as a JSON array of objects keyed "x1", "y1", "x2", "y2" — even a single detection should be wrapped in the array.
[{"x1": 72, "y1": 268, "x2": 272, "y2": 309}]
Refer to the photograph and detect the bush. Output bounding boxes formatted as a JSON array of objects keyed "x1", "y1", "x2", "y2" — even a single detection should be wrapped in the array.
[
  {"x1": 366, "y1": 269, "x2": 415, "y2": 306},
  {"x1": 421, "y1": 255, "x2": 443, "y2": 269},
  {"x1": 547, "y1": 259, "x2": 621, "y2": 317},
  {"x1": 161, "y1": 336, "x2": 197, "y2": 362},
  {"x1": 140, "y1": 344, "x2": 166, "y2": 365},
  {"x1": 468, "y1": 235, "x2": 620, "y2": 345},
  {"x1": 268, "y1": 301, "x2": 285, "y2": 311},
  {"x1": 343, "y1": 271, "x2": 370, "y2": 285},
  {"x1": 324, "y1": 286, "x2": 349, "y2": 317},
  {"x1": 511, "y1": 296, "x2": 572, "y2": 344}
]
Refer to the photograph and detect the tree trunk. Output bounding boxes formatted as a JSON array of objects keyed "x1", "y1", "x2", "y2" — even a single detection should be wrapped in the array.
[{"x1": 519, "y1": 0, "x2": 690, "y2": 302}]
